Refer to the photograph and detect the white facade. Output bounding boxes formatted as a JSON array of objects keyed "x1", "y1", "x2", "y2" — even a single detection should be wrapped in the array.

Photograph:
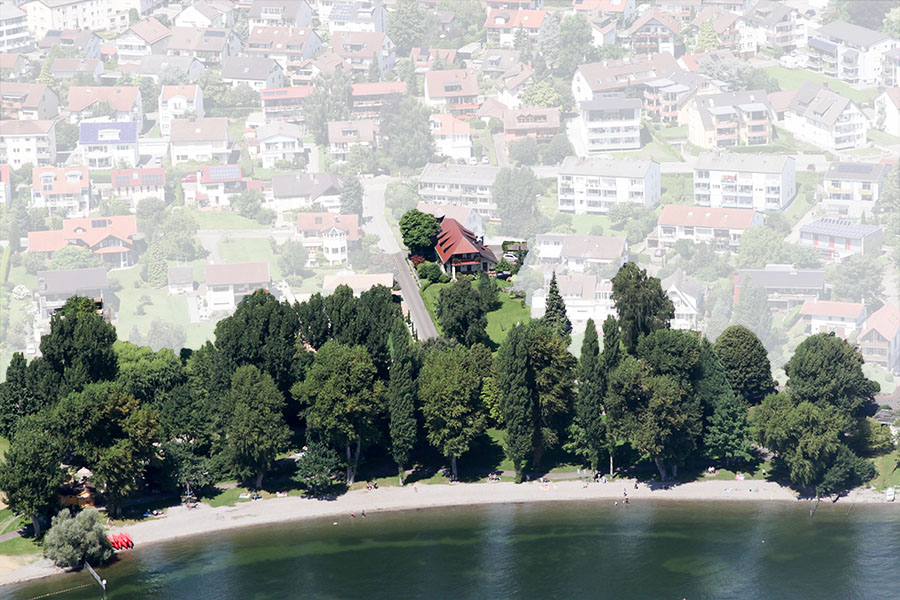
[
  {"x1": 80, "y1": 138, "x2": 139, "y2": 169},
  {"x1": 0, "y1": 120, "x2": 57, "y2": 168},
  {"x1": 783, "y1": 95, "x2": 866, "y2": 152},
  {"x1": 31, "y1": 167, "x2": 91, "y2": 217},
  {"x1": 875, "y1": 91, "x2": 900, "y2": 138},
  {"x1": 23, "y1": 0, "x2": 128, "y2": 39},
  {"x1": 429, "y1": 114, "x2": 472, "y2": 162},
  {"x1": 694, "y1": 153, "x2": 796, "y2": 211},
  {"x1": 577, "y1": 97, "x2": 642, "y2": 153},
  {"x1": 171, "y1": 139, "x2": 230, "y2": 165},
  {"x1": 557, "y1": 156, "x2": 660, "y2": 215},
  {"x1": 257, "y1": 130, "x2": 303, "y2": 168},
  {"x1": 0, "y1": 2, "x2": 30, "y2": 52},
  {"x1": 158, "y1": 86, "x2": 205, "y2": 136},
  {"x1": 819, "y1": 162, "x2": 891, "y2": 219}
]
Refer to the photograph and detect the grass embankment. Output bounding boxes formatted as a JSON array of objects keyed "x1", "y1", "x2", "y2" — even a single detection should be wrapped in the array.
[
  {"x1": 762, "y1": 66, "x2": 879, "y2": 105},
  {"x1": 0, "y1": 509, "x2": 39, "y2": 557},
  {"x1": 872, "y1": 450, "x2": 900, "y2": 491}
]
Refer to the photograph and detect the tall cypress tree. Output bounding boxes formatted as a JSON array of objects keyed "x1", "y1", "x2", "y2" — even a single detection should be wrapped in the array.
[
  {"x1": 542, "y1": 272, "x2": 572, "y2": 337},
  {"x1": 495, "y1": 324, "x2": 533, "y2": 482},
  {"x1": 600, "y1": 315, "x2": 623, "y2": 474},
  {"x1": 574, "y1": 319, "x2": 605, "y2": 472},
  {"x1": 387, "y1": 320, "x2": 417, "y2": 484}
]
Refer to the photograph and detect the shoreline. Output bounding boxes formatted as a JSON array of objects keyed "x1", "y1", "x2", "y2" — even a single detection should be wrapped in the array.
[{"x1": 1, "y1": 477, "x2": 894, "y2": 587}]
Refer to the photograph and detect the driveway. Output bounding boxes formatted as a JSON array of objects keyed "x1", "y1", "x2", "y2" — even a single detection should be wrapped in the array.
[
  {"x1": 361, "y1": 176, "x2": 401, "y2": 253},
  {"x1": 393, "y1": 252, "x2": 437, "y2": 340}
]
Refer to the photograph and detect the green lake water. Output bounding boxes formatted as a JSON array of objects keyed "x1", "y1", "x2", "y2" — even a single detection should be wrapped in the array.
[{"x1": 5, "y1": 500, "x2": 900, "y2": 599}]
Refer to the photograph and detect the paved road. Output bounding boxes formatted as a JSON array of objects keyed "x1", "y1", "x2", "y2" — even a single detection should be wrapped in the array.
[
  {"x1": 492, "y1": 131, "x2": 509, "y2": 167},
  {"x1": 393, "y1": 253, "x2": 438, "y2": 340}
]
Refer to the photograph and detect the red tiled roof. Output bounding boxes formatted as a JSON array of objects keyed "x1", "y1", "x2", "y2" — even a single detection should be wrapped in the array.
[
  {"x1": 351, "y1": 81, "x2": 407, "y2": 97},
  {"x1": 28, "y1": 215, "x2": 137, "y2": 253},
  {"x1": 67, "y1": 86, "x2": 139, "y2": 112},
  {"x1": 296, "y1": 212, "x2": 361, "y2": 241},
  {"x1": 861, "y1": 303, "x2": 900, "y2": 341},
  {"x1": 206, "y1": 262, "x2": 270, "y2": 286},
  {"x1": 435, "y1": 218, "x2": 497, "y2": 264},
  {"x1": 658, "y1": 205, "x2": 758, "y2": 229},
  {"x1": 430, "y1": 113, "x2": 470, "y2": 135},
  {"x1": 160, "y1": 84, "x2": 198, "y2": 101},
  {"x1": 425, "y1": 68, "x2": 479, "y2": 99},
  {"x1": 485, "y1": 9, "x2": 547, "y2": 30},
  {"x1": 261, "y1": 86, "x2": 314, "y2": 100},
  {"x1": 799, "y1": 300, "x2": 865, "y2": 320},
  {"x1": 32, "y1": 166, "x2": 89, "y2": 195}
]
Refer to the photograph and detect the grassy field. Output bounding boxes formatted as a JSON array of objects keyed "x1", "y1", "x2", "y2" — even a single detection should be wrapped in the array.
[
  {"x1": 867, "y1": 128, "x2": 900, "y2": 147},
  {"x1": 762, "y1": 66, "x2": 879, "y2": 104},
  {"x1": 611, "y1": 140, "x2": 682, "y2": 162},
  {"x1": 421, "y1": 280, "x2": 530, "y2": 347},
  {"x1": 871, "y1": 450, "x2": 900, "y2": 491},
  {"x1": 182, "y1": 208, "x2": 260, "y2": 230},
  {"x1": 782, "y1": 171, "x2": 821, "y2": 226},
  {"x1": 661, "y1": 173, "x2": 693, "y2": 204},
  {"x1": 218, "y1": 237, "x2": 284, "y2": 280}
]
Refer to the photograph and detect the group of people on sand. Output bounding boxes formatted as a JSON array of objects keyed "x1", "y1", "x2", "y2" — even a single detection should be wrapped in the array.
[
  {"x1": 487, "y1": 472, "x2": 502, "y2": 481},
  {"x1": 365, "y1": 481, "x2": 378, "y2": 490}
]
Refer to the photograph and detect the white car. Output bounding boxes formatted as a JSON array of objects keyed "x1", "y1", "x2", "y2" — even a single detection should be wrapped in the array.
[
  {"x1": 482, "y1": 155, "x2": 490, "y2": 164},
  {"x1": 502, "y1": 253, "x2": 518, "y2": 263},
  {"x1": 25, "y1": 344, "x2": 36, "y2": 355}
]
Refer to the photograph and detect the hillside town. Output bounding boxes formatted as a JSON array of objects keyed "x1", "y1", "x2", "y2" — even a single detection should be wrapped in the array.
[{"x1": 0, "y1": 0, "x2": 900, "y2": 584}]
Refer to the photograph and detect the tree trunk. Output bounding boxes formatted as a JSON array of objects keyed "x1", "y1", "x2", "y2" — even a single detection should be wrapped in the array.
[
  {"x1": 654, "y1": 457, "x2": 668, "y2": 481},
  {"x1": 32, "y1": 514, "x2": 41, "y2": 538},
  {"x1": 533, "y1": 445, "x2": 544, "y2": 470},
  {"x1": 609, "y1": 451, "x2": 614, "y2": 477},
  {"x1": 255, "y1": 471, "x2": 264, "y2": 490},
  {"x1": 672, "y1": 464, "x2": 678, "y2": 479},
  {"x1": 345, "y1": 443, "x2": 353, "y2": 484},
  {"x1": 450, "y1": 456, "x2": 458, "y2": 480},
  {"x1": 398, "y1": 465, "x2": 405, "y2": 486},
  {"x1": 346, "y1": 439, "x2": 361, "y2": 485}
]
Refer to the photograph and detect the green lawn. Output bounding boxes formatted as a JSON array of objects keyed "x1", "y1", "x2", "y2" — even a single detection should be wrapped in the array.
[
  {"x1": 218, "y1": 238, "x2": 283, "y2": 279},
  {"x1": 782, "y1": 172, "x2": 821, "y2": 226},
  {"x1": 863, "y1": 363, "x2": 897, "y2": 395},
  {"x1": 867, "y1": 128, "x2": 900, "y2": 147},
  {"x1": 610, "y1": 140, "x2": 682, "y2": 162},
  {"x1": 182, "y1": 208, "x2": 260, "y2": 230},
  {"x1": 661, "y1": 173, "x2": 692, "y2": 204},
  {"x1": 421, "y1": 280, "x2": 530, "y2": 347},
  {"x1": 871, "y1": 450, "x2": 900, "y2": 491},
  {"x1": 0, "y1": 534, "x2": 40, "y2": 556},
  {"x1": 653, "y1": 126, "x2": 687, "y2": 140},
  {"x1": 762, "y1": 66, "x2": 879, "y2": 104}
]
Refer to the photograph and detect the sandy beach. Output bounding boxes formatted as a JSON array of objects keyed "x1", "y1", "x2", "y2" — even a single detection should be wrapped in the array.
[{"x1": 0, "y1": 477, "x2": 892, "y2": 587}]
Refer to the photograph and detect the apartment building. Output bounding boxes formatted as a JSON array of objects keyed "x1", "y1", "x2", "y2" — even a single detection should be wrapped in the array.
[
  {"x1": 327, "y1": 119, "x2": 377, "y2": 162},
  {"x1": 572, "y1": 52, "x2": 679, "y2": 102},
  {"x1": 682, "y1": 89, "x2": 774, "y2": 149},
  {"x1": 158, "y1": 85, "x2": 205, "y2": 136},
  {"x1": 655, "y1": 205, "x2": 763, "y2": 252},
  {"x1": 30, "y1": 166, "x2": 91, "y2": 216},
  {"x1": 429, "y1": 113, "x2": 472, "y2": 163},
  {"x1": 557, "y1": 155, "x2": 660, "y2": 215},
  {"x1": 0, "y1": 2, "x2": 30, "y2": 52},
  {"x1": 623, "y1": 8, "x2": 682, "y2": 56},
  {"x1": 0, "y1": 119, "x2": 57, "y2": 168},
  {"x1": 693, "y1": 152, "x2": 796, "y2": 211},
  {"x1": 23, "y1": 0, "x2": 128, "y2": 39},
  {"x1": 109, "y1": 168, "x2": 166, "y2": 211},
  {"x1": 78, "y1": 122, "x2": 139, "y2": 168},
  {"x1": 819, "y1": 162, "x2": 893, "y2": 218},
  {"x1": 783, "y1": 82, "x2": 867, "y2": 152},
  {"x1": 808, "y1": 20, "x2": 897, "y2": 86},
  {"x1": 417, "y1": 163, "x2": 501, "y2": 220},
  {"x1": 742, "y1": 0, "x2": 805, "y2": 52},
  {"x1": 798, "y1": 218, "x2": 883, "y2": 263},
  {"x1": 0, "y1": 83, "x2": 59, "y2": 120},
  {"x1": 689, "y1": 7, "x2": 756, "y2": 58},
  {"x1": 577, "y1": 95, "x2": 642, "y2": 152}
]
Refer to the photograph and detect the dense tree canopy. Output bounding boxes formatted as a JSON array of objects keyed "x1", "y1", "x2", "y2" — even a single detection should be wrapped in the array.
[
  {"x1": 399, "y1": 209, "x2": 441, "y2": 254},
  {"x1": 437, "y1": 279, "x2": 489, "y2": 346},
  {"x1": 715, "y1": 325, "x2": 776, "y2": 403},
  {"x1": 611, "y1": 263, "x2": 675, "y2": 355}
]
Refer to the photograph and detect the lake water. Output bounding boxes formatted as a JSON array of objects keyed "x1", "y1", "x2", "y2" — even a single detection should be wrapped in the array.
[{"x1": 5, "y1": 501, "x2": 900, "y2": 599}]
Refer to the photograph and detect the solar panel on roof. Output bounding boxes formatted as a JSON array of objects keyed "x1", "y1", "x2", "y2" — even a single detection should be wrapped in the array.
[
  {"x1": 330, "y1": 4, "x2": 353, "y2": 19},
  {"x1": 144, "y1": 174, "x2": 163, "y2": 185},
  {"x1": 209, "y1": 165, "x2": 240, "y2": 181},
  {"x1": 114, "y1": 175, "x2": 130, "y2": 186}
]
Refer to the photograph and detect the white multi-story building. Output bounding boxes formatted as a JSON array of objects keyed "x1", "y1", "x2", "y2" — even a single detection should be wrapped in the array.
[
  {"x1": 169, "y1": 117, "x2": 231, "y2": 165},
  {"x1": 693, "y1": 152, "x2": 796, "y2": 211},
  {"x1": 22, "y1": 0, "x2": 128, "y2": 39},
  {"x1": 417, "y1": 162, "x2": 501, "y2": 220},
  {"x1": 577, "y1": 95, "x2": 642, "y2": 153},
  {"x1": 530, "y1": 273, "x2": 614, "y2": 335},
  {"x1": 296, "y1": 212, "x2": 360, "y2": 266},
  {"x1": 557, "y1": 155, "x2": 660, "y2": 215},
  {"x1": 116, "y1": 17, "x2": 171, "y2": 64},
  {"x1": 819, "y1": 162, "x2": 893, "y2": 218},
  {"x1": 0, "y1": 119, "x2": 57, "y2": 168},
  {"x1": 30, "y1": 166, "x2": 91, "y2": 216},
  {"x1": 655, "y1": 205, "x2": 763, "y2": 252},
  {"x1": 255, "y1": 121, "x2": 304, "y2": 168},
  {"x1": 0, "y1": 2, "x2": 30, "y2": 52},
  {"x1": 78, "y1": 122, "x2": 139, "y2": 168},
  {"x1": 158, "y1": 85, "x2": 205, "y2": 136},
  {"x1": 783, "y1": 82, "x2": 867, "y2": 152},
  {"x1": 534, "y1": 233, "x2": 628, "y2": 272},
  {"x1": 429, "y1": 113, "x2": 472, "y2": 163},
  {"x1": 807, "y1": 19, "x2": 897, "y2": 86},
  {"x1": 799, "y1": 300, "x2": 866, "y2": 339},
  {"x1": 798, "y1": 218, "x2": 883, "y2": 263}
]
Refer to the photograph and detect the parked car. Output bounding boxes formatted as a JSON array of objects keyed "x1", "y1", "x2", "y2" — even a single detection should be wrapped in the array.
[
  {"x1": 502, "y1": 252, "x2": 518, "y2": 263},
  {"x1": 482, "y1": 155, "x2": 490, "y2": 164}
]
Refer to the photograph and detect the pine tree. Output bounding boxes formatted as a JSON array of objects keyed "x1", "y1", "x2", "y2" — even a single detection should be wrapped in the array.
[
  {"x1": 600, "y1": 315, "x2": 622, "y2": 372},
  {"x1": 696, "y1": 20, "x2": 718, "y2": 52},
  {"x1": 542, "y1": 272, "x2": 571, "y2": 336},
  {"x1": 340, "y1": 175, "x2": 364, "y2": 216},
  {"x1": 573, "y1": 320, "x2": 605, "y2": 472},
  {"x1": 387, "y1": 320, "x2": 417, "y2": 484},
  {"x1": 495, "y1": 324, "x2": 534, "y2": 482},
  {"x1": 146, "y1": 241, "x2": 167, "y2": 287}
]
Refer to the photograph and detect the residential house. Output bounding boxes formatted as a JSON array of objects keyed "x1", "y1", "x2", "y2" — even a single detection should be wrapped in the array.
[
  {"x1": 0, "y1": 53, "x2": 29, "y2": 79},
  {"x1": 246, "y1": 25, "x2": 322, "y2": 71},
  {"x1": 109, "y1": 168, "x2": 166, "y2": 211},
  {"x1": 330, "y1": 30, "x2": 395, "y2": 75},
  {"x1": 434, "y1": 217, "x2": 498, "y2": 276},
  {"x1": 0, "y1": 2, "x2": 30, "y2": 52},
  {"x1": 158, "y1": 85, "x2": 205, "y2": 136},
  {"x1": 572, "y1": 53, "x2": 680, "y2": 102},
  {"x1": 859, "y1": 303, "x2": 900, "y2": 373},
  {"x1": 693, "y1": 152, "x2": 796, "y2": 211},
  {"x1": 424, "y1": 68, "x2": 480, "y2": 116},
  {"x1": 496, "y1": 62, "x2": 534, "y2": 109},
  {"x1": 327, "y1": 119, "x2": 377, "y2": 161},
  {"x1": 799, "y1": 300, "x2": 866, "y2": 338},
  {"x1": 0, "y1": 83, "x2": 59, "y2": 120},
  {"x1": 682, "y1": 89, "x2": 774, "y2": 149},
  {"x1": 136, "y1": 55, "x2": 206, "y2": 83},
  {"x1": 416, "y1": 202, "x2": 485, "y2": 238},
  {"x1": 417, "y1": 163, "x2": 501, "y2": 220},
  {"x1": 655, "y1": 205, "x2": 763, "y2": 251},
  {"x1": 577, "y1": 94, "x2": 642, "y2": 152},
  {"x1": 254, "y1": 121, "x2": 304, "y2": 167},
  {"x1": 166, "y1": 27, "x2": 242, "y2": 67},
  {"x1": 23, "y1": 1, "x2": 127, "y2": 39},
  {"x1": 486, "y1": 1, "x2": 545, "y2": 10},
  {"x1": 174, "y1": 0, "x2": 235, "y2": 28},
  {"x1": 557, "y1": 155, "x2": 661, "y2": 215},
  {"x1": 478, "y1": 48, "x2": 523, "y2": 78},
  {"x1": 0, "y1": 164, "x2": 10, "y2": 206},
  {"x1": 662, "y1": 267, "x2": 703, "y2": 330},
  {"x1": 676, "y1": 47, "x2": 736, "y2": 72},
  {"x1": 322, "y1": 272, "x2": 393, "y2": 296},
  {"x1": 296, "y1": 212, "x2": 360, "y2": 266},
  {"x1": 622, "y1": 8, "x2": 683, "y2": 56},
  {"x1": 290, "y1": 51, "x2": 347, "y2": 87},
  {"x1": 169, "y1": 117, "x2": 231, "y2": 165},
  {"x1": 883, "y1": 48, "x2": 900, "y2": 88},
  {"x1": 350, "y1": 81, "x2": 405, "y2": 117},
  {"x1": 261, "y1": 86, "x2": 312, "y2": 122},
  {"x1": 429, "y1": 113, "x2": 472, "y2": 162},
  {"x1": 742, "y1": 0, "x2": 805, "y2": 52},
  {"x1": 571, "y1": 0, "x2": 636, "y2": 23},
  {"x1": 435, "y1": 10, "x2": 457, "y2": 38},
  {"x1": 30, "y1": 166, "x2": 91, "y2": 216},
  {"x1": 249, "y1": 0, "x2": 312, "y2": 27},
  {"x1": 819, "y1": 161, "x2": 893, "y2": 218},
  {"x1": 117, "y1": 17, "x2": 170, "y2": 64},
  {"x1": 269, "y1": 172, "x2": 341, "y2": 212},
  {"x1": 28, "y1": 215, "x2": 138, "y2": 268},
  {"x1": 79, "y1": 122, "x2": 139, "y2": 168},
  {"x1": 587, "y1": 13, "x2": 618, "y2": 47},
  {"x1": 326, "y1": 1, "x2": 387, "y2": 34},
  {"x1": 205, "y1": 262, "x2": 270, "y2": 311},
  {"x1": 50, "y1": 58, "x2": 103, "y2": 81},
  {"x1": 875, "y1": 88, "x2": 900, "y2": 138},
  {"x1": 36, "y1": 267, "x2": 109, "y2": 321},
  {"x1": 222, "y1": 56, "x2": 285, "y2": 89},
  {"x1": 783, "y1": 82, "x2": 867, "y2": 151},
  {"x1": 641, "y1": 72, "x2": 708, "y2": 125},
  {"x1": 807, "y1": 20, "x2": 897, "y2": 86},
  {"x1": 67, "y1": 86, "x2": 143, "y2": 128},
  {"x1": 0, "y1": 120, "x2": 57, "y2": 168},
  {"x1": 798, "y1": 218, "x2": 883, "y2": 263},
  {"x1": 534, "y1": 233, "x2": 628, "y2": 272},
  {"x1": 36, "y1": 27, "x2": 101, "y2": 58},
  {"x1": 484, "y1": 9, "x2": 547, "y2": 48},
  {"x1": 182, "y1": 164, "x2": 249, "y2": 208},
  {"x1": 734, "y1": 264, "x2": 825, "y2": 310},
  {"x1": 530, "y1": 273, "x2": 614, "y2": 334},
  {"x1": 409, "y1": 47, "x2": 457, "y2": 72},
  {"x1": 167, "y1": 266, "x2": 194, "y2": 296},
  {"x1": 689, "y1": 7, "x2": 756, "y2": 58},
  {"x1": 502, "y1": 107, "x2": 560, "y2": 142}
]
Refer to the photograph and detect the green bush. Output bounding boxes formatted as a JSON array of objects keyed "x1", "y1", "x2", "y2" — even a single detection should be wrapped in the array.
[
  {"x1": 43, "y1": 509, "x2": 113, "y2": 569},
  {"x1": 417, "y1": 261, "x2": 448, "y2": 283}
]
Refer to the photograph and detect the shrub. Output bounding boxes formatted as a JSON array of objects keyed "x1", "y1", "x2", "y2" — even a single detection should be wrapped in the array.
[
  {"x1": 409, "y1": 254, "x2": 426, "y2": 267},
  {"x1": 417, "y1": 261, "x2": 447, "y2": 283},
  {"x1": 43, "y1": 509, "x2": 113, "y2": 569}
]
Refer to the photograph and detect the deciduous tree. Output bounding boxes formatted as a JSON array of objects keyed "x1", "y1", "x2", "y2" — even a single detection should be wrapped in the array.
[
  {"x1": 437, "y1": 279, "x2": 488, "y2": 346},
  {"x1": 43, "y1": 509, "x2": 113, "y2": 568},
  {"x1": 611, "y1": 263, "x2": 675, "y2": 355},
  {"x1": 715, "y1": 325, "x2": 775, "y2": 403},
  {"x1": 399, "y1": 209, "x2": 441, "y2": 254}
]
